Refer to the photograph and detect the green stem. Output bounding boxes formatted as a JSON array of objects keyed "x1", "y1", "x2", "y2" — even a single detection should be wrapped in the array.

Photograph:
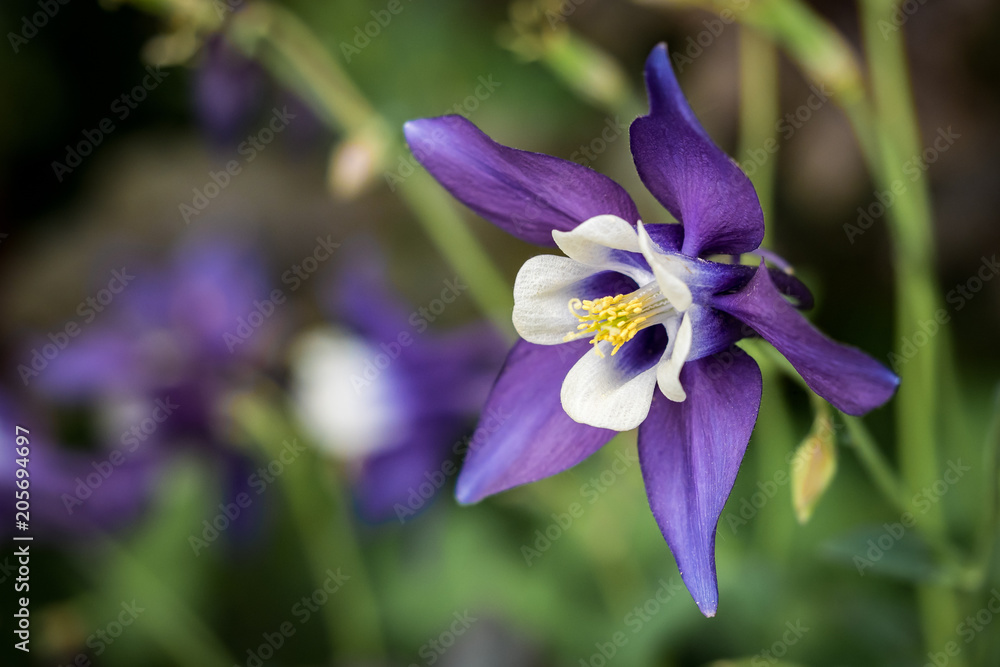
[
  {"x1": 223, "y1": 3, "x2": 514, "y2": 335},
  {"x1": 841, "y1": 413, "x2": 908, "y2": 513},
  {"x1": 738, "y1": 27, "x2": 779, "y2": 234},
  {"x1": 972, "y1": 386, "x2": 1000, "y2": 583},
  {"x1": 737, "y1": 32, "x2": 794, "y2": 557},
  {"x1": 859, "y1": 0, "x2": 941, "y2": 531},
  {"x1": 752, "y1": 365, "x2": 798, "y2": 559},
  {"x1": 398, "y1": 173, "x2": 517, "y2": 339},
  {"x1": 539, "y1": 31, "x2": 645, "y2": 118},
  {"x1": 93, "y1": 541, "x2": 237, "y2": 667},
  {"x1": 227, "y1": 4, "x2": 375, "y2": 133},
  {"x1": 858, "y1": 0, "x2": 963, "y2": 659},
  {"x1": 229, "y1": 391, "x2": 387, "y2": 660}
]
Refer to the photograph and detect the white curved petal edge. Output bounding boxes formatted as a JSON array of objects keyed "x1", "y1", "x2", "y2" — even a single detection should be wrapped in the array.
[
  {"x1": 657, "y1": 312, "x2": 692, "y2": 402},
  {"x1": 637, "y1": 221, "x2": 693, "y2": 311},
  {"x1": 512, "y1": 255, "x2": 600, "y2": 345},
  {"x1": 553, "y1": 214, "x2": 642, "y2": 257},
  {"x1": 560, "y1": 342, "x2": 659, "y2": 431},
  {"x1": 553, "y1": 215, "x2": 652, "y2": 284}
]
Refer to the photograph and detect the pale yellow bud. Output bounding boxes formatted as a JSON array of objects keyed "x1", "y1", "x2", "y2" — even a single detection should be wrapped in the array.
[{"x1": 791, "y1": 402, "x2": 838, "y2": 524}]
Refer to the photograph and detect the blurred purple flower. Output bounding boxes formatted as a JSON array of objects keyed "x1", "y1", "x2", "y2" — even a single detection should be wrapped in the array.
[
  {"x1": 290, "y1": 250, "x2": 505, "y2": 522},
  {"x1": 0, "y1": 392, "x2": 157, "y2": 539},
  {"x1": 194, "y1": 35, "x2": 265, "y2": 146},
  {"x1": 193, "y1": 35, "x2": 324, "y2": 153},
  {"x1": 35, "y1": 235, "x2": 276, "y2": 401},
  {"x1": 23, "y1": 235, "x2": 279, "y2": 538},
  {"x1": 404, "y1": 44, "x2": 898, "y2": 615}
]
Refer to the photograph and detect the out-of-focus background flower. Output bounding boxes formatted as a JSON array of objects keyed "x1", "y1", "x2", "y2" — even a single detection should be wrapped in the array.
[{"x1": 2, "y1": 0, "x2": 999, "y2": 665}]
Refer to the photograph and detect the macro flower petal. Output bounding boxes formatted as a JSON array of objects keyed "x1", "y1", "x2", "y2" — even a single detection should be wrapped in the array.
[
  {"x1": 405, "y1": 115, "x2": 640, "y2": 246},
  {"x1": 630, "y1": 44, "x2": 764, "y2": 257},
  {"x1": 656, "y1": 311, "x2": 692, "y2": 401},
  {"x1": 561, "y1": 326, "x2": 669, "y2": 430},
  {"x1": 637, "y1": 222, "x2": 693, "y2": 311},
  {"x1": 552, "y1": 214, "x2": 653, "y2": 284},
  {"x1": 638, "y1": 347, "x2": 762, "y2": 617},
  {"x1": 711, "y1": 263, "x2": 899, "y2": 415},
  {"x1": 684, "y1": 305, "x2": 746, "y2": 361},
  {"x1": 32, "y1": 330, "x2": 139, "y2": 398},
  {"x1": 456, "y1": 340, "x2": 616, "y2": 503},
  {"x1": 641, "y1": 222, "x2": 684, "y2": 252},
  {"x1": 513, "y1": 256, "x2": 639, "y2": 345},
  {"x1": 768, "y1": 269, "x2": 814, "y2": 310},
  {"x1": 354, "y1": 422, "x2": 455, "y2": 522}
]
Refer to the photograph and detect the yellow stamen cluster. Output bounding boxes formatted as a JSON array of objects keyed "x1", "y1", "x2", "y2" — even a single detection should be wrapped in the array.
[{"x1": 564, "y1": 294, "x2": 649, "y2": 357}]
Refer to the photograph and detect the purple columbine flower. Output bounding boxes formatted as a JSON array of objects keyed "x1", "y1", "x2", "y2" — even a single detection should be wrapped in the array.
[
  {"x1": 403, "y1": 44, "x2": 899, "y2": 616},
  {"x1": 290, "y1": 250, "x2": 505, "y2": 523},
  {"x1": 26, "y1": 235, "x2": 278, "y2": 538}
]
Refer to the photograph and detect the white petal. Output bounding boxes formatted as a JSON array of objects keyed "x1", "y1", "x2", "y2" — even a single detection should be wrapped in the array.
[
  {"x1": 290, "y1": 329, "x2": 403, "y2": 459},
  {"x1": 637, "y1": 222, "x2": 693, "y2": 311},
  {"x1": 657, "y1": 312, "x2": 693, "y2": 402},
  {"x1": 553, "y1": 215, "x2": 653, "y2": 284},
  {"x1": 512, "y1": 254, "x2": 603, "y2": 345},
  {"x1": 560, "y1": 342, "x2": 659, "y2": 431}
]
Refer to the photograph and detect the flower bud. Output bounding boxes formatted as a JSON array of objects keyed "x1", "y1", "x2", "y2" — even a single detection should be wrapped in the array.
[{"x1": 791, "y1": 402, "x2": 838, "y2": 524}]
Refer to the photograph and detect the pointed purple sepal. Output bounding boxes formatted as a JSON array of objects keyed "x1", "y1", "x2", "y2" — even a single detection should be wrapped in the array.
[
  {"x1": 630, "y1": 44, "x2": 764, "y2": 257},
  {"x1": 711, "y1": 263, "x2": 899, "y2": 415},
  {"x1": 405, "y1": 116, "x2": 640, "y2": 246},
  {"x1": 456, "y1": 339, "x2": 616, "y2": 502},
  {"x1": 638, "y1": 347, "x2": 761, "y2": 617}
]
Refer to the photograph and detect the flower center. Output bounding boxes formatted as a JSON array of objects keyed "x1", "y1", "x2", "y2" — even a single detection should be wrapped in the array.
[{"x1": 563, "y1": 282, "x2": 674, "y2": 357}]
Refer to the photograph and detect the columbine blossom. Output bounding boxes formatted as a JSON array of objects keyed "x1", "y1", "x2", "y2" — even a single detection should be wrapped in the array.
[
  {"x1": 291, "y1": 251, "x2": 505, "y2": 522},
  {"x1": 27, "y1": 236, "x2": 279, "y2": 534},
  {"x1": 403, "y1": 44, "x2": 898, "y2": 615}
]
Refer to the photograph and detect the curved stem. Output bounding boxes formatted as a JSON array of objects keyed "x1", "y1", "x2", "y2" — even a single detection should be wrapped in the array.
[
  {"x1": 737, "y1": 32, "x2": 795, "y2": 557},
  {"x1": 738, "y1": 27, "x2": 779, "y2": 234},
  {"x1": 397, "y1": 172, "x2": 517, "y2": 338},
  {"x1": 93, "y1": 538, "x2": 237, "y2": 666},
  {"x1": 857, "y1": 1, "x2": 962, "y2": 658},
  {"x1": 224, "y1": 3, "x2": 515, "y2": 335},
  {"x1": 841, "y1": 413, "x2": 908, "y2": 513},
  {"x1": 228, "y1": 391, "x2": 387, "y2": 660}
]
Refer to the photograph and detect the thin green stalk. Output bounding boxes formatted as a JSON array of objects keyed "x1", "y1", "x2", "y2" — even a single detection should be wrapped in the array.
[
  {"x1": 220, "y1": 2, "x2": 516, "y2": 335},
  {"x1": 752, "y1": 364, "x2": 798, "y2": 559},
  {"x1": 738, "y1": 28, "x2": 779, "y2": 233},
  {"x1": 398, "y1": 173, "x2": 517, "y2": 339},
  {"x1": 229, "y1": 392, "x2": 387, "y2": 660},
  {"x1": 841, "y1": 413, "x2": 908, "y2": 513},
  {"x1": 94, "y1": 541, "x2": 237, "y2": 667},
  {"x1": 860, "y1": 0, "x2": 942, "y2": 534},
  {"x1": 858, "y1": 0, "x2": 963, "y2": 659},
  {"x1": 539, "y1": 31, "x2": 645, "y2": 118},
  {"x1": 737, "y1": 33, "x2": 793, "y2": 557},
  {"x1": 972, "y1": 386, "x2": 1000, "y2": 582},
  {"x1": 227, "y1": 4, "x2": 375, "y2": 133}
]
